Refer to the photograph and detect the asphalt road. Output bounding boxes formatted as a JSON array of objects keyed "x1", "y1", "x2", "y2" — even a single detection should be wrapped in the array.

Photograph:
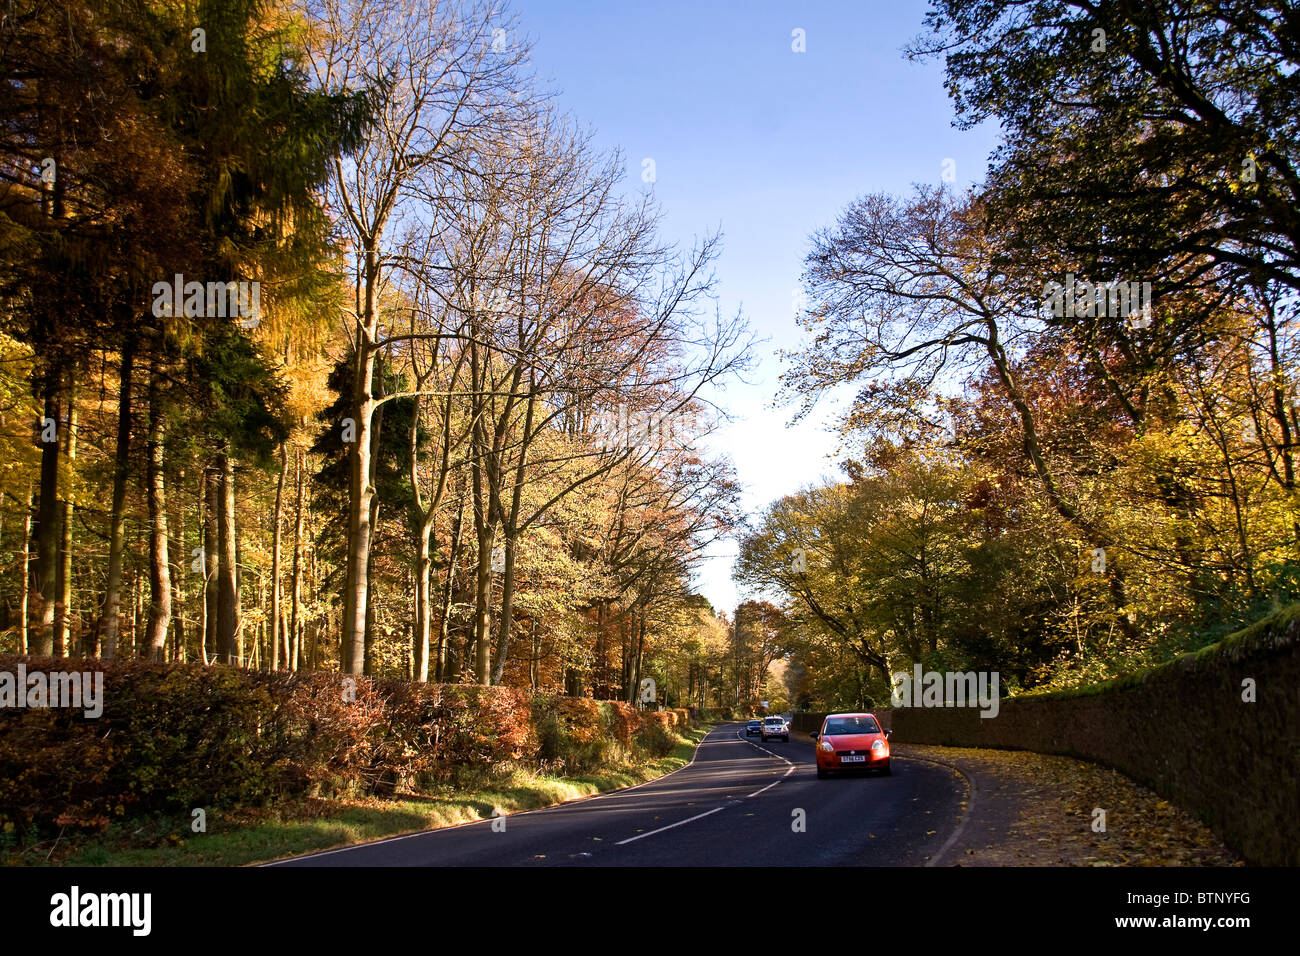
[{"x1": 267, "y1": 721, "x2": 968, "y2": 867}]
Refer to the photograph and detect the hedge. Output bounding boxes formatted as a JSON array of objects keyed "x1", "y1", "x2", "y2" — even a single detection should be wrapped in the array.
[{"x1": 0, "y1": 656, "x2": 692, "y2": 832}]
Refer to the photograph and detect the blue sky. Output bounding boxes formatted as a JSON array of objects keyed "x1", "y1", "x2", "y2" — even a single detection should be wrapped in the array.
[{"x1": 512, "y1": 0, "x2": 1002, "y2": 613}]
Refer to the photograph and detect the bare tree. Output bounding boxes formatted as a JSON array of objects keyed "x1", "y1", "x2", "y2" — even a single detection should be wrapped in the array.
[
  {"x1": 783, "y1": 184, "x2": 1138, "y2": 639},
  {"x1": 299, "y1": 0, "x2": 530, "y2": 674},
  {"x1": 413, "y1": 108, "x2": 751, "y2": 684}
]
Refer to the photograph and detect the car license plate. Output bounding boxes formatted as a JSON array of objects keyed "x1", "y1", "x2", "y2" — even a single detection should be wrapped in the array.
[{"x1": 841, "y1": 755, "x2": 866, "y2": 763}]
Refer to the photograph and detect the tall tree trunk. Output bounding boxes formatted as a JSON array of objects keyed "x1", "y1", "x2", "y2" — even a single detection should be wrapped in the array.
[
  {"x1": 635, "y1": 613, "x2": 646, "y2": 704},
  {"x1": 171, "y1": 470, "x2": 186, "y2": 662},
  {"x1": 202, "y1": 467, "x2": 218, "y2": 665},
  {"x1": 271, "y1": 444, "x2": 287, "y2": 669},
  {"x1": 280, "y1": 606, "x2": 289, "y2": 670},
  {"x1": 291, "y1": 447, "x2": 302, "y2": 671},
  {"x1": 308, "y1": 501, "x2": 319, "y2": 670},
  {"x1": 470, "y1": 413, "x2": 499, "y2": 685},
  {"x1": 627, "y1": 613, "x2": 641, "y2": 705},
  {"x1": 414, "y1": 517, "x2": 434, "y2": 682},
  {"x1": 408, "y1": 377, "x2": 443, "y2": 685},
  {"x1": 620, "y1": 614, "x2": 630, "y2": 702},
  {"x1": 342, "y1": 247, "x2": 381, "y2": 677},
  {"x1": 627, "y1": 612, "x2": 646, "y2": 706},
  {"x1": 438, "y1": 489, "x2": 465, "y2": 682},
  {"x1": 361, "y1": 365, "x2": 386, "y2": 675},
  {"x1": 290, "y1": 448, "x2": 304, "y2": 671},
  {"x1": 102, "y1": 334, "x2": 135, "y2": 659},
  {"x1": 473, "y1": 523, "x2": 494, "y2": 684},
  {"x1": 216, "y1": 452, "x2": 240, "y2": 664},
  {"x1": 30, "y1": 371, "x2": 62, "y2": 655},
  {"x1": 54, "y1": 384, "x2": 77, "y2": 656},
  {"x1": 145, "y1": 363, "x2": 171, "y2": 662},
  {"x1": 235, "y1": 502, "x2": 245, "y2": 665},
  {"x1": 468, "y1": 329, "x2": 497, "y2": 686},
  {"x1": 364, "y1": 493, "x2": 380, "y2": 675},
  {"x1": 132, "y1": 561, "x2": 143, "y2": 656},
  {"x1": 19, "y1": 480, "x2": 32, "y2": 654},
  {"x1": 342, "y1": 392, "x2": 376, "y2": 675},
  {"x1": 490, "y1": 387, "x2": 537, "y2": 685}
]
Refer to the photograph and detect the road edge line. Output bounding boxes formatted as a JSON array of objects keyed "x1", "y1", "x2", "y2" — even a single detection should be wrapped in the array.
[{"x1": 900, "y1": 752, "x2": 976, "y2": 867}]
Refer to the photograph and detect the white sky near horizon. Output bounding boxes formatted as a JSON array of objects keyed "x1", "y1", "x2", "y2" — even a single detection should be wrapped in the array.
[{"x1": 512, "y1": 0, "x2": 1002, "y2": 614}]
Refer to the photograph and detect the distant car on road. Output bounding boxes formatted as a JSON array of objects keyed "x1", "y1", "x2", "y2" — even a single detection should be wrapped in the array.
[
  {"x1": 811, "y1": 712, "x2": 891, "y2": 778},
  {"x1": 760, "y1": 716, "x2": 789, "y2": 742},
  {"x1": 746, "y1": 719, "x2": 762, "y2": 736}
]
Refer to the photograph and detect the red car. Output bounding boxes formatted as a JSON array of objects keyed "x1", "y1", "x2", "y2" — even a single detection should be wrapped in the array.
[{"x1": 812, "y1": 712, "x2": 891, "y2": 778}]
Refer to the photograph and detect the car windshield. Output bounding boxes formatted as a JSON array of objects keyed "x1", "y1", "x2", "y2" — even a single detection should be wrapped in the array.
[
  {"x1": 748, "y1": 720, "x2": 760, "y2": 725},
  {"x1": 764, "y1": 718, "x2": 783, "y2": 725},
  {"x1": 823, "y1": 716, "x2": 879, "y2": 735}
]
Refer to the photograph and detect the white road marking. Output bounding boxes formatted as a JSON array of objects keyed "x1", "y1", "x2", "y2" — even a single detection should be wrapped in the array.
[
  {"x1": 922, "y1": 758, "x2": 976, "y2": 867},
  {"x1": 617, "y1": 725, "x2": 969, "y2": 861},
  {"x1": 736, "y1": 729, "x2": 796, "y2": 767},
  {"x1": 620, "y1": 724, "x2": 800, "y2": 843},
  {"x1": 614, "y1": 806, "x2": 727, "y2": 845},
  {"x1": 734, "y1": 726, "x2": 798, "y2": 795},
  {"x1": 260, "y1": 722, "x2": 718, "y2": 865}
]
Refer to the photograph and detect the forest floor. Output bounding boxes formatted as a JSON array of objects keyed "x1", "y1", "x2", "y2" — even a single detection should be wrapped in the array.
[
  {"x1": 902, "y1": 744, "x2": 1244, "y2": 866},
  {"x1": 22, "y1": 726, "x2": 710, "y2": 867}
]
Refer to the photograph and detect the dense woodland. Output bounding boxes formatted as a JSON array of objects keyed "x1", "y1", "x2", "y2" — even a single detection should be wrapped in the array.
[
  {"x1": 0, "y1": 0, "x2": 770, "y2": 709},
  {"x1": 3, "y1": 0, "x2": 1297, "y2": 717},
  {"x1": 738, "y1": 0, "x2": 1300, "y2": 709}
]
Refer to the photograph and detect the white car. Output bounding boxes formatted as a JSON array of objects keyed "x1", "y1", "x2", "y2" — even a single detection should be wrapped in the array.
[{"x1": 760, "y1": 716, "x2": 789, "y2": 742}]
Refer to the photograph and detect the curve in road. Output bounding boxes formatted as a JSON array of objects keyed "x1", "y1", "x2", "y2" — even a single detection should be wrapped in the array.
[{"x1": 265, "y1": 722, "x2": 968, "y2": 867}]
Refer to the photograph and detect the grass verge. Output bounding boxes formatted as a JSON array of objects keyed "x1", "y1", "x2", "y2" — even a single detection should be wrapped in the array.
[{"x1": 26, "y1": 725, "x2": 708, "y2": 867}]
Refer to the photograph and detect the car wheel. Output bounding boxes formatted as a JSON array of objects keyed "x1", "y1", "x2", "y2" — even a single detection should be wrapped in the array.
[
  {"x1": 783, "y1": 735, "x2": 789, "y2": 742},
  {"x1": 816, "y1": 766, "x2": 828, "y2": 779},
  {"x1": 880, "y1": 763, "x2": 892, "y2": 776}
]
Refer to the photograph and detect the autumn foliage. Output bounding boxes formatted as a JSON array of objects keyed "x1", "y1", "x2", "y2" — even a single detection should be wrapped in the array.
[{"x1": 0, "y1": 656, "x2": 692, "y2": 833}]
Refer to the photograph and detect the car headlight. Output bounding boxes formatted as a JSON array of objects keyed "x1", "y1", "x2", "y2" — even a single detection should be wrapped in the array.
[
  {"x1": 818, "y1": 739, "x2": 834, "y2": 752},
  {"x1": 871, "y1": 739, "x2": 886, "y2": 752}
]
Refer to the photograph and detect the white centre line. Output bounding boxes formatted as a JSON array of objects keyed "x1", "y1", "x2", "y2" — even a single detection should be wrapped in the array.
[
  {"x1": 614, "y1": 806, "x2": 727, "y2": 845},
  {"x1": 738, "y1": 726, "x2": 798, "y2": 795},
  {"x1": 618, "y1": 725, "x2": 796, "y2": 845}
]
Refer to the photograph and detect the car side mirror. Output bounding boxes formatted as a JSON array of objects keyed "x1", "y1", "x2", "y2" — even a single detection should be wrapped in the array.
[
  {"x1": 884, "y1": 729, "x2": 892, "y2": 738},
  {"x1": 809, "y1": 732, "x2": 818, "y2": 739}
]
